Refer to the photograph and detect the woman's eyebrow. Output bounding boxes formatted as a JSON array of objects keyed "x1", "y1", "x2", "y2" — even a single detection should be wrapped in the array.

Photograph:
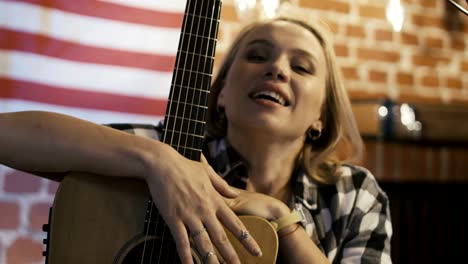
[
  {"x1": 245, "y1": 39, "x2": 319, "y2": 65},
  {"x1": 246, "y1": 39, "x2": 274, "y2": 47}
]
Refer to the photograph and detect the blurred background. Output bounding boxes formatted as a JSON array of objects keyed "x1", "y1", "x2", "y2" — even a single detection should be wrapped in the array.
[{"x1": 0, "y1": 0, "x2": 467, "y2": 263}]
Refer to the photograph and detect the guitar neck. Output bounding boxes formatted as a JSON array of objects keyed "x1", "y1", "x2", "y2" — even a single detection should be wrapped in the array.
[{"x1": 162, "y1": 0, "x2": 222, "y2": 162}]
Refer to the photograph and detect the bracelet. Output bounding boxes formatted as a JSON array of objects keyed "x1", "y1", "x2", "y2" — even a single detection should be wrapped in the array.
[
  {"x1": 270, "y1": 210, "x2": 302, "y2": 232},
  {"x1": 278, "y1": 224, "x2": 300, "y2": 238}
]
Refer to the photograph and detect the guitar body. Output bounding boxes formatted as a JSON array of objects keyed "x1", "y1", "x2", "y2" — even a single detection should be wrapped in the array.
[
  {"x1": 46, "y1": 173, "x2": 278, "y2": 263},
  {"x1": 47, "y1": 172, "x2": 147, "y2": 263},
  {"x1": 44, "y1": 0, "x2": 279, "y2": 262}
]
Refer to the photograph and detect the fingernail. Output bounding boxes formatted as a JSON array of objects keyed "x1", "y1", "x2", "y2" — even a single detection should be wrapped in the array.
[{"x1": 256, "y1": 249, "x2": 263, "y2": 257}]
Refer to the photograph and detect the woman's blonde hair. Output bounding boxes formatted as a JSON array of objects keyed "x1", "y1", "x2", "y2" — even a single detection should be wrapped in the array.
[{"x1": 206, "y1": 13, "x2": 363, "y2": 184}]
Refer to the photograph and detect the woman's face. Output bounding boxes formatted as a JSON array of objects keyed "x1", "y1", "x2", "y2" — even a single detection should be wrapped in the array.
[{"x1": 218, "y1": 21, "x2": 327, "y2": 141}]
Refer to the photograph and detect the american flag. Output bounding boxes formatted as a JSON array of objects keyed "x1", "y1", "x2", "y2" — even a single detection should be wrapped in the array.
[{"x1": 0, "y1": 0, "x2": 187, "y2": 124}]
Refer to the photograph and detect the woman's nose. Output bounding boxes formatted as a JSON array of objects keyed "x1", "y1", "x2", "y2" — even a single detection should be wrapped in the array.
[{"x1": 264, "y1": 57, "x2": 290, "y2": 82}]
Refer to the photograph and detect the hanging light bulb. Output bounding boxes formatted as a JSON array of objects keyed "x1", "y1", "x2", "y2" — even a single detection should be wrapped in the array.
[
  {"x1": 386, "y1": 0, "x2": 405, "y2": 32},
  {"x1": 234, "y1": 0, "x2": 295, "y2": 21}
]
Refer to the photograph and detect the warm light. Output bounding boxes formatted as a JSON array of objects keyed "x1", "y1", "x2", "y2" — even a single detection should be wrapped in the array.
[
  {"x1": 386, "y1": 0, "x2": 405, "y2": 32},
  {"x1": 400, "y1": 104, "x2": 415, "y2": 126},
  {"x1": 378, "y1": 106, "x2": 389, "y2": 118},
  {"x1": 400, "y1": 104, "x2": 422, "y2": 132},
  {"x1": 234, "y1": 0, "x2": 291, "y2": 21}
]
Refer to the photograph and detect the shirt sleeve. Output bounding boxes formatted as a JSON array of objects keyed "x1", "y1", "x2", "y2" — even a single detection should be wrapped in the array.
[
  {"x1": 338, "y1": 167, "x2": 393, "y2": 264},
  {"x1": 105, "y1": 122, "x2": 163, "y2": 141}
]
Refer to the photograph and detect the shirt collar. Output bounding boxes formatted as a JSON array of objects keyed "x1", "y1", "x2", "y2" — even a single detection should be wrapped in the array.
[
  {"x1": 293, "y1": 171, "x2": 318, "y2": 210},
  {"x1": 204, "y1": 136, "x2": 318, "y2": 210},
  {"x1": 205, "y1": 137, "x2": 247, "y2": 189}
]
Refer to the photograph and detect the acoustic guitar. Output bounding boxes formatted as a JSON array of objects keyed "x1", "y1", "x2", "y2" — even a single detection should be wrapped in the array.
[{"x1": 42, "y1": 1, "x2": 278, "y2": 263}]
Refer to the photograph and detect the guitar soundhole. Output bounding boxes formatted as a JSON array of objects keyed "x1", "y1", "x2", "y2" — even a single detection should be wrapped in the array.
[
  {"x1": 120, "y1": 236, "x2": 182, "y2": 264},
  {"x1": 118, "y1": 202, "x2": 201, "y2": 263}
]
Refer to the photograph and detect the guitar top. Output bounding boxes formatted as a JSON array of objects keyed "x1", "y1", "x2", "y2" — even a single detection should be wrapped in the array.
[{"x1": 43, "y1": 0, "x2": 279, "y2": 263}]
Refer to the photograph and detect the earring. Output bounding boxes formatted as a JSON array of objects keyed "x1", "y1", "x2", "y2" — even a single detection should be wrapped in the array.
[{"x1": 307, "y1": 127, "x2": 321, "y2": 141}]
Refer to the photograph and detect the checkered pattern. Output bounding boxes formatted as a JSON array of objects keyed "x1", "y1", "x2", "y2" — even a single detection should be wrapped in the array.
[{"x1": 108, "y1": 123, "x2": 392, "y2": 264}]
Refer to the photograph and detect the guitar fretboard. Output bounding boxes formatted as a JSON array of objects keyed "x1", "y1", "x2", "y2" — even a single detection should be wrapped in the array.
[
  {"x1": 162, "y1": 0, "x2": 221, "y2": 162},
  {"x1": 141, "y1": 2, "x2": 222, "y2": 262}
]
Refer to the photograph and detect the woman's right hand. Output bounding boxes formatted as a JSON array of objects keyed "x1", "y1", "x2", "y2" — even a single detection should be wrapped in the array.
[
  {"x1": 0, "y1": 111, "x2": 260, "y2": 263},
  {"x1": 143, "y1": 143, "x2": 262, "y2": 264}
]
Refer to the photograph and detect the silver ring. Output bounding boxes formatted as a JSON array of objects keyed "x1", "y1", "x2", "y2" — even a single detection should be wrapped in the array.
[
  {"x1": 203, "y1": 251, "x2": 216, "y2": 262},
  {"x1": 191, "y1": 227, "x2": 206, "y2": 239},
  {"x1": 239, "y1": 229, "x2": 250, "y2": 240}
]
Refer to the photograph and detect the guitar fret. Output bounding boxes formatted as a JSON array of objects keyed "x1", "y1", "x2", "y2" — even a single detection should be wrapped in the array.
[
  {"x1": 182, "y1": 20, "x2": 219, "y2": 34},
  {"x1": 171, "y1": 146, "x2": 203, "y2": 152},
  {"x1": 172, "y1": 72, "x2": 211, "y2": 90},
  {"x1": 180, "y1": 10, "x2": 219, "y2": 49},
  {"x1": 164, "y1": 130, "x2": 205, "y2": 139},
  {"x1": 165, "y1": 115, "x2": 206, "y2": 124},
  {"x1": 175, "y1": 50, "x2": 214, "y2": 59},
  {"x1": 177, "y1": 39, "x2": 216, "y2": 57},
  {"x1": 180, "y1": 31, "x2": 217, "y2": 49},
  {"x1": 167, "y1": 101, "x2": 208, "y2": 109},
  {"x1": 166, "y1": 103, "x2": 208, "y2": 126},
  {"x1": 184, "y1": 0, "x2": 219, "y2": 19},
  {"x1": 184, "y1": 12, "x2": 220, "y2": 21},
  {"x1": 182, "y1": 32, "x2": 218, "y2": 42},
  {"x1": 165, "y1": 113, "x2": 206, "y2": 134},
  {"x1": 168, "y1": 88, "x2": 208, "y2": 98},
  {"x1": 166, "y1": 120, "x2": 206, "y2": 133},
  {"x1": 174, "y1": 52, "x2": 215, "y2": 80},
  {"x1": 170, "y1": 84, "x2": 210, "y2": 94},
  {"x1": 173, "y1": 67, "x2": 212, "y2": 76}
]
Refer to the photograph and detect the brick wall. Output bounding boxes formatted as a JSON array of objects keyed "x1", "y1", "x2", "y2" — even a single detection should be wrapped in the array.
[
  {"x1": 0, "y1": 167, "x2": 57, "y2": 264},
  {"x1": 1, "y1": 0, "x2": 467, "y2": 263},
  {"x1": 218, "y1": 0, "x2": 468, "y2": 104}
]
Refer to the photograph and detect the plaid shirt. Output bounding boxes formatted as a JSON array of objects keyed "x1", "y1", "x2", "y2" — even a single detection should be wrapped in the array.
[{"x1": 109, "y1": 123, "x2": 392, "y2": 264}]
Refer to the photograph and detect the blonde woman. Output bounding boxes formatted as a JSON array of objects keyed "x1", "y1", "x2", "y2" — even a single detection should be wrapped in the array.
[{"x1": 0, "y1": 13, "x2": 391, "y2": 264}]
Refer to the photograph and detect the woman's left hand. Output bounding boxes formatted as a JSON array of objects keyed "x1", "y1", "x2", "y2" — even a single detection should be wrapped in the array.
[{"x1": 223, "y1": 188, "x2": 290, "y2": 221}]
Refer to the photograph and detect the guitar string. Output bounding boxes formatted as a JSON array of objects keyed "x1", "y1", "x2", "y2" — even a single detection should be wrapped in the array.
[
  {"x1": 140, "y1": 0, "x2": 192, "y2": 262},
  {"x1": 171, "y1": 0, "x2": 201, "y2": 261},
  {"x1": 141, "y1": 0, "x2": 220, "y2": 262},
  {"x1": 180, "y1": 1, "x2": 220, "y2": 262},
  {"x1": 187, "y1": 0, "x2": 218, "y2": 161},
  {"x1": 163, "y1": 0, "x2": 219, "y2": 262},
  {"x1": 179, "y1": 0, "x2": 211, "y2": 168},
  {"x1": 152, "y1": 0, "x2": 199, "y2": 263},
  {"x1": 161, "y1": 0, "x2": 195, "y2": 260},
  {"x1": 165, "y1": 0, "x2": 205, "y2": 262},
  {"x1": 180, "y1": 2, "x2": 221, "y2": 262}
]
